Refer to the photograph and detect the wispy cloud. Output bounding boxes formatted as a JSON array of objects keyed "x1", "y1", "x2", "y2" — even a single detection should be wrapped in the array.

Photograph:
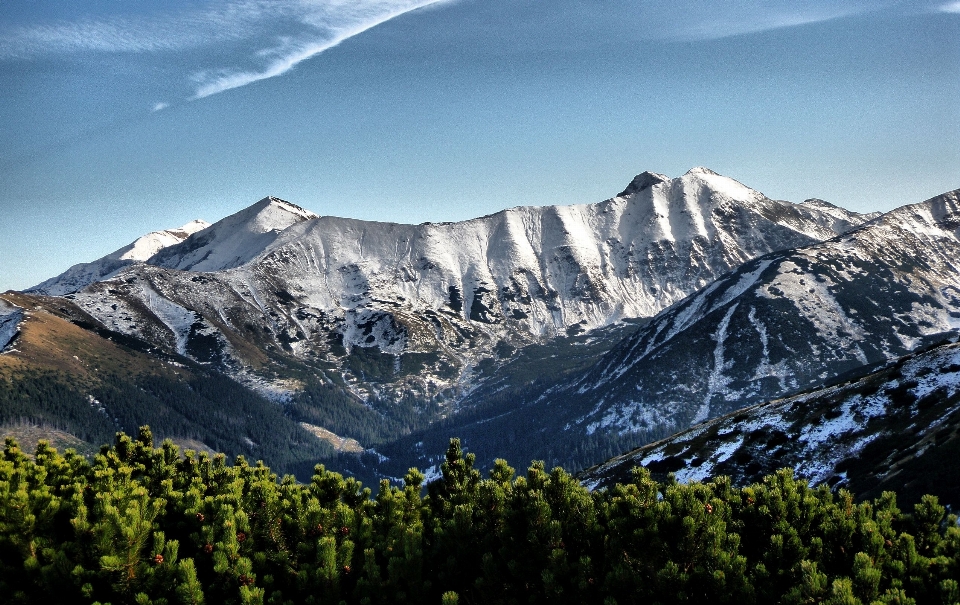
[
  {"x1": 940, "y1": 1, "x2": 960, "y2": 12},
  {"x1": 0, "y1": 2, "x2": 271, "y2": 57},
  {"x1": 152, "y1": 102, "x2": 169, "y2": 113},
  {"x1": 649, "y1": 1, "x2": 896, "y2": 41},
  {"x1": 2, "y1": 0, "x2": 929, "y2": 102},
  {"x1": 191, "y1": 1, "x2": 449, "y2": 99},
  {"x1": 0, "y1": 0, "x2": 450, "y2": 99}
]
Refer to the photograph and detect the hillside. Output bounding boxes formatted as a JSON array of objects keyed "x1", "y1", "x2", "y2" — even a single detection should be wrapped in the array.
[
  {"x1": 580, "y1": 339, "x2": 960, "y2": 507},
  {"x1": 0, "y1": 292, "x2": 331, "y2": 477}
]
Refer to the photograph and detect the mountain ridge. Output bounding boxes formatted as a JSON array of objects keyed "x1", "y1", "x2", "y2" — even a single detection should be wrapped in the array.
[
  {"x1": 45, "y1": 168, "x2": 877, "y2": 406},
  {"x1": 349, "y1": 185, "x2": 960, "y2": 483},
  {"x1": 15, "y1": 167, "x2": 945, "y2": 489},
  {"x1": 540, "y1": 186, "x2": 960, "y2": 448}
]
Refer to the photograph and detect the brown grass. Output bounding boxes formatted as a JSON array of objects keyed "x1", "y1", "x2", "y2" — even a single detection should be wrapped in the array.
[
  {"x1": 0, "y1": 293, "x2": 191, "y2": 386},
  {"x1": 299, "y1": 422, "x2": 364, "y2": 453},
  {"x1": 0, "y1": 421, "x2": 98, "y2": 458}
]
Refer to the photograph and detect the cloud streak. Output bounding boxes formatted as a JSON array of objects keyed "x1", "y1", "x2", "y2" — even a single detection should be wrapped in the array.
[
  {"x1": 0, "y1": 2, "x2": 275, "y2": 57},
  {"x1": 0, "y1": 0, "x2": 450, "y2": 100},
  {"x1": 2, "y1": 0, "x2": 946, "y2": 102},
  {"x1": 191, "y1": 0, "x2": 449, "y2": 99},
  {"x1": 638, "y1": 0, "x2": 897, "y2": 41}
]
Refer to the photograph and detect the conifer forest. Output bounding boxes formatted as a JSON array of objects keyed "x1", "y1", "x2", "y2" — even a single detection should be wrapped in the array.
[{"x1": 1, "y1": 428, "x2": 958, "y2": 605}]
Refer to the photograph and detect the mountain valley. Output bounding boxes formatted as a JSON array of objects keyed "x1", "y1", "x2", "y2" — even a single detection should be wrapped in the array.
[{"x1": 4, "y1": 168, "x2": 959, "y2": 502}]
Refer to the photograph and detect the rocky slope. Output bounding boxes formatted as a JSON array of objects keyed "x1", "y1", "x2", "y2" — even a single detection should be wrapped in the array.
[
  {"x1": 0, "y1": 297, "x2": 23, "y2": 351},
  {"x1": 578, "y1": 339, "x2": 960, "y2": 506},
  {"x1": 40, "y1": 169, "x2": 874, "y2": 406}
]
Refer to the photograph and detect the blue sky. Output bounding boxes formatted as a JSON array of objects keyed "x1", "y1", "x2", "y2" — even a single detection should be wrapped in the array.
[{"x1": 1, "y1": 0, "x2": 958, "y2": 291}]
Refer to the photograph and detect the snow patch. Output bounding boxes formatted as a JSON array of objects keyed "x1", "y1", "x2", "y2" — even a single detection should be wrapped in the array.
[
  {"x1": 697, "y1": 303, "x2": 738, "y2": 423},
  {"x1": 673, "y1": 434, "x2": 745, "y2": 484},
  {"x1": 0, "y1": 298, "x2": 24, "y2": 352},
  {"x1": 140, "y1": 285, "x2": 199, "y2": 355}
]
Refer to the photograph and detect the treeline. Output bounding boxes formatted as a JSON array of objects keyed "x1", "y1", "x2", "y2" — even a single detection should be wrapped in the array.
[
  {"x1": 0, "y1": 370, "x2": 332, "y2": 478},
  {"x1": 1, "y1": 429, "x2": 958, "y2": 605},
  {"x1": 289, "y1": 377, "x2": 442, "y2": 448}
]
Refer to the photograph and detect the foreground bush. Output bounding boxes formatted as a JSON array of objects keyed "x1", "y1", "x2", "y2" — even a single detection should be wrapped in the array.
[{"x1": 0, "y1": 427, "x2": 958, "y2": 604}]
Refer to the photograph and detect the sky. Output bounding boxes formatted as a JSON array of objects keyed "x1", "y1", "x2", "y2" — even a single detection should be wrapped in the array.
[{"x1": 1, "y1": 0, "x2": 958, "y2": 291}]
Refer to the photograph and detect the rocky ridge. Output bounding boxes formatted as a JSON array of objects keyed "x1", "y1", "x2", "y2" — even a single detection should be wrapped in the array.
[{"x1": 37, "y1": 169, "x2": 875, "y2": 404}]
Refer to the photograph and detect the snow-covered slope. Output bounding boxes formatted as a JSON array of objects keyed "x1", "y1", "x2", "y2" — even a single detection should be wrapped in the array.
[
  {"x1": 579, "y1": 340, "x2": 960, "y2": 506},
  {"x1": 0, "y1": 297, "x2": 23, "y2": 352},
  {"x1": 147, "y1": 196, "x2": 318, "y2": 272},
  {"x1": 555, "y1": 188, "x2": 960, "y2": 447},
  {"x1": 59, "y1": 168, "x2": 873, "y2": 401},
  {"x1": 28, "y1": 219, "x2": 210, "y2": 296}
]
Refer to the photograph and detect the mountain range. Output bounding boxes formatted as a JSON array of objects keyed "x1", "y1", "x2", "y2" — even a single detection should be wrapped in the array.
[
  {"x1": 3, "y1": 167, "x2": 958, "y2": 502},
  {"x1": 25, "y1": 168, "x2": 874, "y2": 401}
]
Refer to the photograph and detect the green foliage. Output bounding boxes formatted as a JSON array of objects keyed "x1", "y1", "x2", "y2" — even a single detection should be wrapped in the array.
[
  {"x1": 1, "y1": 432, "x2": 958, "y2": 604},
  {"x1": 288, "y1": 376, "x2": 441, "y2": 450}
]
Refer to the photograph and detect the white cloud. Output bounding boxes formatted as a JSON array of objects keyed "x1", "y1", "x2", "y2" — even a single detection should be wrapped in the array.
[
  {"x1": 940, "y1": 1, "x2": 960, "y2": 12},
  {"x1": 191, "y1": 0, "x2": 449, "y2": 99},
  {"x1": 2, "y1": 0, "x2": 915, "y2": 101},
  {"x1": 0, "y1": 2, "x2": 270, "y2": 57},
  {"x1": 654, "y1": 1, "x2": 893, "y2": 41},
  {"x1": 152, "y1": 102, "x2": 170, "y2": 112},
  {"x1": 0, "y1": 1, "x2": 452, "y2": 99}
]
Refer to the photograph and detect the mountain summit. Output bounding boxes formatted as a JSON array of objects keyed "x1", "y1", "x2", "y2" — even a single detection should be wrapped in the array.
[{"x1": 147, "y1": 196, "x2": 318, "y2": 272}]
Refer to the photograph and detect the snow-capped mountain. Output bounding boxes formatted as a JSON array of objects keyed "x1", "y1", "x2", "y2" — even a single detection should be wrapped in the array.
[
  {"x1": 358, "y1": 187, "x2": 960, "y2": 479},
  {"x1": 29, "y1": 219, "x2": 210, "y2": 296},
  {"x1": 578, "y1": 339, "x2": 960, "y2": 506},
  {"x1": 52, "y1": 168, "x2": 874, "y2": 402},
  {"x1": 552, "y1": 188, "x2": 960, "y2": 447}
]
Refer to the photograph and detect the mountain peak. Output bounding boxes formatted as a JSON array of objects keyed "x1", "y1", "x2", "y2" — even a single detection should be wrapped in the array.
[
  {"x1": 684, "y1": 166, "x2": 721, "y2": 176},
  {"x1": 617, "y1": 171, "x2": 669, "y2": 197},
  {"x1": 26, "y1": 218, "x2": 212, "y2": 295},
  {"x1": 258, "y1": 196, "x2": 319, "y2": 221},
  {"x1": 146, "y1": 196, "x2": 318, "y2": 272},
  {"x1": 162, "y1": 219, "x2": 210, "y2": 241}
]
